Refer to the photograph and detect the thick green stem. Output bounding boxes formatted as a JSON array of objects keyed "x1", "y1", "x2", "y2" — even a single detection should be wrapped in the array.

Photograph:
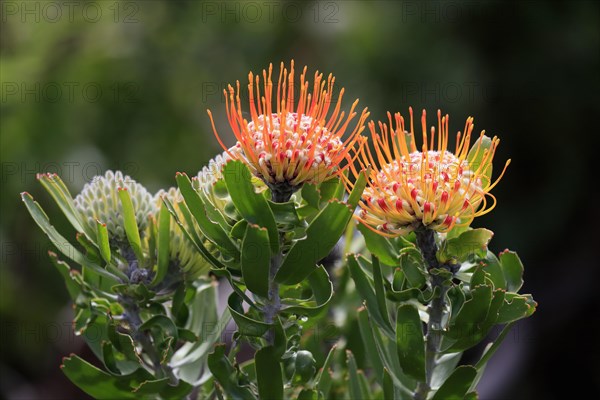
[
  {"x1": 124, "y1": 298, "x2": 178, "y2": 385},
  {"x1": 264, "y1": 252, "x2": 282, "y2": 345},
  {"x1": 263, "y1": 185, "x2": 295, "y2": 343},
  {"x1": 414, "y1": 228, "x2": 450, "y2": 400}
]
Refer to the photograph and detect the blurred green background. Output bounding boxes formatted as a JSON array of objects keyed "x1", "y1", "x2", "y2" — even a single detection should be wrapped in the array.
[{"x1": 1, "y1": 1, "x2": 598, "y2": 399}]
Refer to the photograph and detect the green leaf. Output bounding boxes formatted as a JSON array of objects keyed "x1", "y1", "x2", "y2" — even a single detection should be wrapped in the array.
[
  {"x1": 102, "y1": 341, "x2": 121, "y2": 375},
  {"x1": 346, "y1": 167, "x2": 369, "y2": 209},
  {"x1": 171, "y1": 281, "x2": 231, "y2": 384},
  {"x1": 446, "y1": 285, "x2": 493, "y2": 340},
  {"x1": 499, "y1": 250, "x2": 524, "y2": 292},
  {"x1": 152, "y1": 203, "x2": 171, "y2": 286},
  {"x1": 358, "y1": 223, "x2": 398, "y2": 266},
  {"x1": 467, "y1": 135, "x2": 494, "y2": 187},
  {"x1": 230, "y1": 219, "x2": 248, "y2": 241},
  {"x1": 269, "y1": 200, "x2": 304, "y2": 229},
  {"x1": 107, "y1": 325, "x2": 139, "y2": 364},
  {"x1": 357, "y1": 308, "x2": 384, "y2": 384},
  {"x1": 281, "y1": 266, "x2": 333, "y2": 318},
  {"x1": 301, "y1": 183, "x2": 320, "y2": 209},
  {"x1": 471, "y1": 322, "x2": 516, "y2": 392},
  {"x1": 319, "y1": 175, "x2": 343, "y2": 203},
  {"x1": 346, "y1": 351, "x2": 363, "y2": 400},
  {"x1": 364, "y1": 316, "x2": 416, "y2": 398},
  {"x1": 275, "y1": 200, "x2": 353, "y2": 284},
  {"x1": 117, "y1": 188, "x2": 144, "y2": 262},
  {"x1": 228, "y1": 292, "x2": 271, "y2": 337},
  {"x1": 396, "y1": 304, "x2": 426, "y2": 381},
  {"x1": 496, "y1": 293, "x2": 536, "y2": 324},
  {"x1": 176, "y1": 172, "x2": 239, "y2": 258},
  {"x1": 382, "y1": 368, "x2": 395, "y2": 400},
  {"x1": 255, "y1": 347, "x2": 283, "y2": 400},
  {"x1": 21, "y1": 193, "x2": 123, "y2": 281},
  {"x1": 315, "y1": 345, "x2": 336, "y2": 396},
  {"x1": 76, "y1": 232, "x2": 102, "y2": 264},
  {"x1": 134, "y1": 378, "x2": 195, "y2": 399},
  {"x1": 372, "y1": 256, "x2": 391, "y2": 328},
  {"x1": 347, "y1": 255, "x2": 393, "y2": 335},
  {"x1": 61, "y1": 355, "x2": 153, "y2": 400},
  {"x1": 96, "y1": 220, "x2": 111, "y2": 264},
  {"x1": 241, "y1": 224, "x2": 271, "y2": 298},
  {"x1": 196, "y1": 185, "x2": 232, "y2": 232},
  {"x1": 439, "y1": 229, "x2": 494, "y2": 263},
  {"x1": 139, "y1": 315, "x2": 178, "y2": 342},
  {"x1": 48, "y1": 252, "x2": 81, "y2": 300},
  {"x1": 212, "y1": 268, "x2": 259, "y2": 311},
  {"x1": 161, "y1": 196, "x2": 225, "y2": 270},
  {"x1": 37, "y1": 173, "x2": 93, "y2": 238},
  {"x1": 177, "y1": 328, "x2": 199, "y2": 343},
  {"x1": 223, "y1": 161, "x2": 279, "y2": 253},
  {"x1": 431, "y1": 365, "x2": 477, "y2": 400},
  {"x1": 446, "y1": 288, "x2": 505, "y2": 352},
  {"x1": 481, "y1": 252, "x2": 506, "y2": 290},
  {"x1": 399, "y1": 253, "x2": 427, "y2": 288},
  {"x1": 430, "y1": 352, "x2": 462, "y2": 389},
  {"x1": 207, "y1": 344, "x2": 256, "y2": 400}
]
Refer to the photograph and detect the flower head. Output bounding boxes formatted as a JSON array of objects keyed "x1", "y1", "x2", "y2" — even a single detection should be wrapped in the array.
[
  {"x1": 74, "y1": 170, "x2": 155, "y2": 241},
  {"x1": 207, "y1": 61, "x2": 369, "y2": 195},
  {"x1": 352, "y1": 108, "x2": 510, "y2": 237}
]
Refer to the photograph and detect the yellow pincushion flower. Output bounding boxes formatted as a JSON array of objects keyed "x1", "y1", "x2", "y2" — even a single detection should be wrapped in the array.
[
  {"x1": 207, "y1": 61, "x2": 369, "y2": 197},
  {"x1": 351, "y1": 108, "x2": 510, "y2": 237}
]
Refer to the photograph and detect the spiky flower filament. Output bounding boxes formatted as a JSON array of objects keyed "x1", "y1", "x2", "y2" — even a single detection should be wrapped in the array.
[
  {"x1": 207, "y1": 61, "x2": 369, "y2": 188},
  {"x1": 350, "y1": 108, "x2": 510, "y2": 237}
]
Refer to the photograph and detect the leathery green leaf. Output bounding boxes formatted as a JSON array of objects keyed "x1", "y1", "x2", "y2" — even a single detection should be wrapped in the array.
[
  {"x1": 346, "y1": 350, "x2": 363, "y2": 400},
  {"x1": 280, "y1": 266, "x2": 333, "y2": 318},
  {"x1": 357, "y1": 308, "x2": 384, "y2": 384},
  {"x1": 161, "y1": 196, "x2": 225, "y2": 270},
  {"x1": 255, "y1": 346, "x2": 283, "y2": 400},
  {"x1": 228, "y1": 292, "x2": 271, "y2": 337},
  {"x1": 223, "y1": 161, "x2": 279, "y2": 253},
  {"x1": 37, "y1": 173, "x2": 92, "y2": 237},
  {"x1": 440, "y1": 228, "x2": 494, "y2": 263},
  {"x1": 431, "y1": 365, "x2": 477, "y2": 400},
  {"x1": 117, "y1": 187, "x2": 144, "y2": 262},
  {"x1": 275, "y1": 200, "x2": 352, "y2": 285},
  {"x1": 396, "y1": 304, "x2": 426, "y2": 381},
  {"x1": 347, "y1": 254, "x2": 394, "y2": 335},
  {"x1": 176, "y1": 172, "x2": 239, "y2": 258},
  {"x1": 241, "y1": 224, "x2": 270, "y2": 298},
  {"x1": 499, "y1": 250, "x2": 524, "y2": 292},
  {"x1": 21, "y1": 193, "x2": 122, "y2": 281},
  {"x1": 96, "y1": 220, "x2": 111, "y2": 264},
  {"x1": 346, "y1": 167, "x2": 369, "y2": 209},
  {"x1": 207, "y1": 344, "x2": 256, "y2": 400},
  {"x1": 152, "y1": 203, "x2": 170, "y2": 286},
  {"x1": 61, "y1": 355, "x2": 153, "y2": 399}
]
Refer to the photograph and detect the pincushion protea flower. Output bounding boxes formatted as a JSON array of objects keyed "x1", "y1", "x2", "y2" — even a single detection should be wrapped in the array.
[
  {"x1": 74, "y1": 170, "x2": 155, "y2": 241},
  {"x1": 207, "y1": 60, "x2": 369, "y2": 200},
  {"x1": 351, "y1": 108, "x2": 510, "y2": 237}
]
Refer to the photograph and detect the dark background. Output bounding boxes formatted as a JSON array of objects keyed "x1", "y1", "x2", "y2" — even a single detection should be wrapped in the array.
[{"x1": 1, "y1": 1, "x2": 598, "y2": 399}]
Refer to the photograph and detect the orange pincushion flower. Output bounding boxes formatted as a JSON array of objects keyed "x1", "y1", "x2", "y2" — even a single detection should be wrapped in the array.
[
  {"x1": 350, "y1": 108, "x2": 510, "y2": 237},
  {"x1": 207, "y1": 61, "x2": 369, "y2": 192}
]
